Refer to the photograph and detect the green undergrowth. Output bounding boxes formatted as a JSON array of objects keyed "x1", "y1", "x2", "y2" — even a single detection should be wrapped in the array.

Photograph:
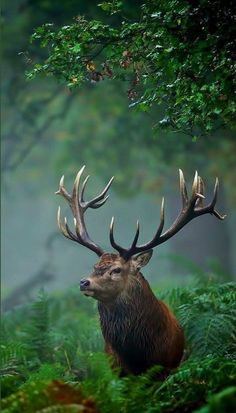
[{"x1": 1, "y1": 275, "x2": 236, "y2": 413}]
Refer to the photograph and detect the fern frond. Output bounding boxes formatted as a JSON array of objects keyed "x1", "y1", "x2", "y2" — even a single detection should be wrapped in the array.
[
  {"x1": 195, "y1": 386, "x2": 236, "y2": 413},
  {"x1": 24, "y1": 290, "x2": 52, "y2": 363}
]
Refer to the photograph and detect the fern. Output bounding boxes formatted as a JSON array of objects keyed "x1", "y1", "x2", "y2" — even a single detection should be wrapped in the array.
[
  {"x1": 0, "y1": 342, "x2": 26, "y2": 377},
  {"x1": 177, "y1": 283, "x2": 236, "y2": 357},
  {"x1": 196, "y1": 386, "x2": 236, "y2": 413},
  {"x1": 159, "y1": 282, "x2": 236, "y2": 358},
  {"x1": 78, "y1": 356, "x2": 236, "y2": 413},
  {"x1": 24, "y1": 290, "x2": 52, "y2": 364},
  {"x1": 23, "y1": 363, "x2": 66, "y2": 384},
  {"x1": 0, "y1": 341, "x2": 27, "y2": 396},
  {"x1": 2, "y1": 277, "x2": 236, "y2": 412}
]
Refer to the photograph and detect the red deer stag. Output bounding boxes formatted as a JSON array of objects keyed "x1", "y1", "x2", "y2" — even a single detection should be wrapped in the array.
[{"x1": 55, "y1": 166, "x2": 225, "y2": 376}]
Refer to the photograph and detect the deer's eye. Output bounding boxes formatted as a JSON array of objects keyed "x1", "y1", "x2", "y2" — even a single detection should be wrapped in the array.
[{"x1": 112, "y1": 267, "x2": 122, "y2": 274}]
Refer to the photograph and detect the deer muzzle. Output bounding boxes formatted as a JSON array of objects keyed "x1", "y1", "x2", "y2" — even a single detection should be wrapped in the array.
[{"x1": 80, "y1": 278, "x2": 90, "y2": 291}]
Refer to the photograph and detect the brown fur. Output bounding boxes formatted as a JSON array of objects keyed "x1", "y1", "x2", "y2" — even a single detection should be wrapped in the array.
[{"x1": 80, "y1": 252, "x2": 185, "y2": 376}]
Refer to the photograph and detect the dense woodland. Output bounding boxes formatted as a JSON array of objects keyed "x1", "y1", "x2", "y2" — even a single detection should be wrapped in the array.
[{"x1": 2, "y1": 1, "x2": 236, "y2": 412}]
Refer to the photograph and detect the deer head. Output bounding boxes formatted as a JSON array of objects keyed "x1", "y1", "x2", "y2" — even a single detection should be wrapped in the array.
[{"x1": 55, "y1": 166, "x2": 226, "y2": 303}]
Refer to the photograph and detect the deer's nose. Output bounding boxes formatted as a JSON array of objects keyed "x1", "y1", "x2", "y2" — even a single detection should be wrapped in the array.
[{"x1": 80, "y1": 279, "x2": 90, "y2": 289}]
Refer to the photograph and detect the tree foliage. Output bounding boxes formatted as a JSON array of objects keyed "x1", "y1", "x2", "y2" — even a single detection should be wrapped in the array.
[
  {"x1": 27, "y1": 0, "x2": 236, "y2": 136},
  {"x1": 3, "y1": 0, "x2": 236, "y2": 200}
]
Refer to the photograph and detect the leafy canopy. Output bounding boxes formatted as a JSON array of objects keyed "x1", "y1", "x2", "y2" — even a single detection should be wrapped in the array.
[{"x1": 27, "y1": 0, "x2": 236, "y2": 137}]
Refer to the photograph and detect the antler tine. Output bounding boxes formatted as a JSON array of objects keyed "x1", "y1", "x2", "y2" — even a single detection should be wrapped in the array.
[
  {"x1": 57, "y1": 206, "x2": 67, "y2": 237},
  {"x1": 86, "y1": 176, "x2": 114, "y2": 209},
  {"x1": 159, "y1": 197, "x2": 165, "y2": 233},
  {"x1": 197, "y1": 175, "x2": 205, "y2": 197},
  {"x1": 56, "y1": 166, "x2": 114, "y2": 256},
  {"x1": 132, "y1": 220, "x2": 140, "y2": 247},
  {"x1": 191, "y1": 170, "x2": 199, "y2": 202},
  {"x1": 132, "y1": 197, "x2": 165, "y2": 254},
  {"x1": 81, "y1": 175, "x2": 90, "y2": 203},
  {"x1": 72, "y1": 165, "x2": 86, "y2": 207},
  {"x1": 79, "y1": 171, "x2": 114, "y2": 210},
  {"x1": 211, "y1": 177, "x2": 219, "y2": 208},
  {"x1": 148, "y1": 197, "x2": 165, "y2": 243},
  {"x1": 110, "y1": 217, "x2": 141, "y2": 259},
  {"x1": 55, "y1": 175, "x2": 71, "y2": 201},
  {"x1": 73, "y1": 218, "x2": 83, "y2": 242},
  {"x1": 197, "y1": 175, "x2": 204, "y2": 195},
  {"x1": 90, "y1": 195, "x2": 110, "y2": 209},
  {"x1": 57, "y1": 206, "x2": 77, "y2": 241},
  {"x1": 109, "y1": 171, "x2": 225, "y2": 260},
  {"x1": 179, "y1": 169, "x2": 188, "y2": 207},
  {"x1": 190, "y1": 170, "x2": 207, "y2": 208},
  {"x1": 110, "y1": 197, "x2": 165, "y2": 260},
  {"x1": 109, "y1": 217, "x2": 126, "y2": 256},
  {"x1": 64, "y1": 216, "x2": 82, "y2": 241},
  {"x1": 206, "y1": 178, "x2": 226, "y2": 220},
  {"x1": 195, "y1": 175, "x2": 205, "y2": 207},
  {"x1": 140, "y1": 198, "x2": 164, "y2": 257}
]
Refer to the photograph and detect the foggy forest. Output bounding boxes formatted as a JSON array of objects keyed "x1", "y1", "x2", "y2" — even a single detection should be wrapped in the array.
[{"x1": 1, "y1": 1, "x2": 236, "y2": 412}]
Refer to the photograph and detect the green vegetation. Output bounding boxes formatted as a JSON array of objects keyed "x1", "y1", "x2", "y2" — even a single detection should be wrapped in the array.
[
  {"x1": 27, "y1": 0, "x2": 236, "y2": 137},
  {"x1": 3, "y1": 0, "x2": 236, "y2": 200},
  {"x1": 2, "y1": 275, "x2": 236, "y2": 412},
  {"x1": 2, "y1": 1, "x2": 236, "y2": 412}
]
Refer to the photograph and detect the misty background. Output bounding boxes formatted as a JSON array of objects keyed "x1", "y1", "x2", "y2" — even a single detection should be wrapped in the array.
[{"x1": 2, "y1": 0, "x2": 236, "y2": 311}]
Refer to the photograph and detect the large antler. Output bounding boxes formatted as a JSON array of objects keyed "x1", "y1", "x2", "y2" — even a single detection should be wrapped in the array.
[
  {"x1": 110, "y1": 170, "x2": 226, "y2": 260},
  {"x1": 55, "y1": 165, "x2": 114, "y2": 256}
]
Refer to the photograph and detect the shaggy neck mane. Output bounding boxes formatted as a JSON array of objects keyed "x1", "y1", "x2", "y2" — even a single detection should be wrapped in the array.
[{"x1": 98, "y1": 273, "x2": 168, "y2": 364}]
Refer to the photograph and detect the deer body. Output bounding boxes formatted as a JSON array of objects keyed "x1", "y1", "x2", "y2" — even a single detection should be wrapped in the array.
[
  {"x1": 56, "y1": 166, "x2": 225, "y2": 376},
  {"x1": 98, "y1": 269, "x2": 184, "y2": 375}
]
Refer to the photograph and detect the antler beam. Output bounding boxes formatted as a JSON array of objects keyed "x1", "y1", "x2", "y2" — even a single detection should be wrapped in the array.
[
  {"x1": 56, "y1": 165, "x2": 114, "y2": 256},
  {"x1": 110, "y1": 170, "x2": 226, "y2": 260}
]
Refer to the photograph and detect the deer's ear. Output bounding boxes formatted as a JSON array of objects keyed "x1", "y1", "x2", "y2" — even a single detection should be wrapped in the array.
[{"x1": 133, "y1": 250, "x2": 153, "y2": 269}]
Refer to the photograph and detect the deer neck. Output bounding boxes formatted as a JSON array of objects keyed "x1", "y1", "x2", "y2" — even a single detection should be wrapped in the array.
[{"x1": 97, "y1": 272, "x2": 165, "y2": 346}]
